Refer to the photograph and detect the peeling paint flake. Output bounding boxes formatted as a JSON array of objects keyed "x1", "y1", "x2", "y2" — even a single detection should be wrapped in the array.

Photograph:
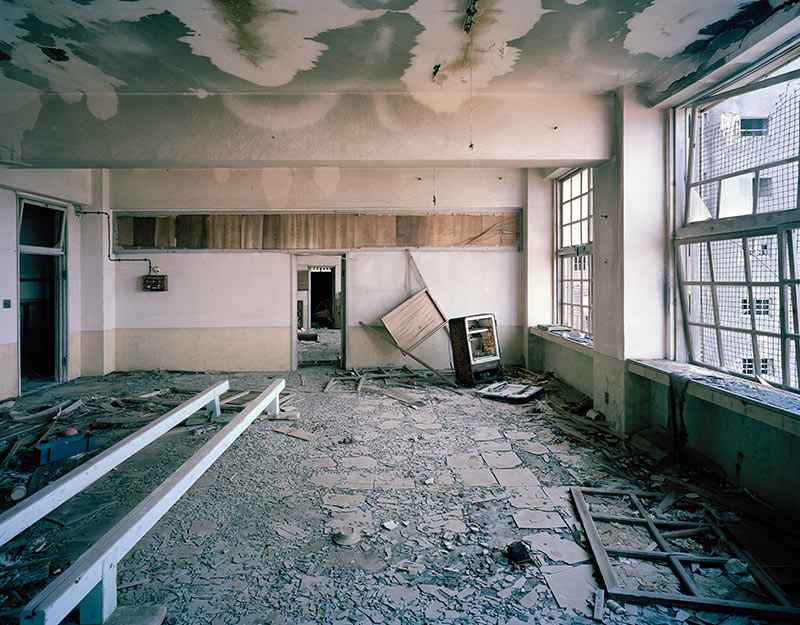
[{"x1": 623, "y1": 0, "x2": 749, "y2": 59}]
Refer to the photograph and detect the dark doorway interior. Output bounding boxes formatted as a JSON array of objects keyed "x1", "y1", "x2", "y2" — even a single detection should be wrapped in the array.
[
  {"x1": 310, "y1": 270, "x2": 334, "y2": 329},
  {"x1": 20, "y1": 253, "x2": 56, "y2": 386}
]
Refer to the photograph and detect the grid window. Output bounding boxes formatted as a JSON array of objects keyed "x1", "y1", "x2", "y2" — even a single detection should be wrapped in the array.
[
  {"x1": 678, "y1": 64, "x2": 800, "y2": 391},
  {"x1": 557, "y1": 169, "x2": 593, "y2": 335}
]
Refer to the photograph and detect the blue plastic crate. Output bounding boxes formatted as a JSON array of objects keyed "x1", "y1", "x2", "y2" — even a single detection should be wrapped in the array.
[{"x1": 34, "y1": 433, "x2": 95, "y2": 465}]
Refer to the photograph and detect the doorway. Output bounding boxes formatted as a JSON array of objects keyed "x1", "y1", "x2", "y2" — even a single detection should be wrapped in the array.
[
  {"x1": 18, "y1": 199, "x2": 67, "y2": 393},
  {"x1": 294, "y1": 254, "x2": 345, "y2": 367}
]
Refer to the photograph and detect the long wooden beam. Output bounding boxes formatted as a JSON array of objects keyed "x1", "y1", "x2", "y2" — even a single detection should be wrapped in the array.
[
  {"x1": 0, "y1": 381, "x2": 229, "y2": 548},
  {"x1": 359, "y1": 321, "x2": 456, "y2": 387},
  {"x1": 20, "y1": 379, "x2": 284, "y2": 625}
]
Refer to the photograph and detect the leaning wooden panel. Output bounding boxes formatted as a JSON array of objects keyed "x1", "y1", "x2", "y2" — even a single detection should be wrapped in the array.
[{"x1": 380, "y1": 288, "x2": 447, "y2": 352}]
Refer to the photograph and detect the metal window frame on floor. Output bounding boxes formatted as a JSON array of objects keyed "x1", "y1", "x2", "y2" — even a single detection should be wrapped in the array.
[{"x1": 570, "y1": 487, "x2": 800, "y2": 619}]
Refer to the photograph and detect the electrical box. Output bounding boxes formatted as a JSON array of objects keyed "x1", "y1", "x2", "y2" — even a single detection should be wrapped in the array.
[
  {"x1": 142, "y1": 275, "x2": 168, "y2": 292},
  {"x1": 448, "y1": 313, "x2": 503, "y2": 386}
]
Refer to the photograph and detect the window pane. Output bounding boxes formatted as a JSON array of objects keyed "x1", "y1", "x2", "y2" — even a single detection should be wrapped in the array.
[
  {"x1": 710, "y1": 238, "x2": 746, "y2": 282},
  {"x1": 572, "y1": 223, "x2": 581, "y2": 245},
  {"x1": 19, "y1": 203, "x2": 64, "y2": 248},
  {"x1": 562, "y1": 177, "x2": 572, "y2": 201},
  {"x1": 720, "y1": 329, "x2": 754, "y2": 372}
]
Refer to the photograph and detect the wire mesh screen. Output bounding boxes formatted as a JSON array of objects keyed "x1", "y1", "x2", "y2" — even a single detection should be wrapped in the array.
[
  {"x1": 679, "y1": 233, "x2": 791, "y2": 387},
  {"x1": 688, "y1": 79, "x2": 800, "y2": 222}
]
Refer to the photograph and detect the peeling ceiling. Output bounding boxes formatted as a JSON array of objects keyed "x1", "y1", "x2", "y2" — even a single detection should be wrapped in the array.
[
  {"x1": 0, "y1": 0, "x2": 791, "y2": 108},
  {"x1": 0, "y1": 0, "x2": 798, "y2": 169}
]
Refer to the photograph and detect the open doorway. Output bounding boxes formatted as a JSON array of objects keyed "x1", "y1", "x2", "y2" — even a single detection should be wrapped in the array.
[
  {"x1": 18, "y1": 199, "x2": 67, "y2": 394},
  {"x1": 295, "y1": 254, "x2": 345, "y2": 366}
]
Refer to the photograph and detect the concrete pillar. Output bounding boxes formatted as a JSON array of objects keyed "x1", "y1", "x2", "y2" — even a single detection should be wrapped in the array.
[
  {"x1": 593, "y1": 86, "x2": 667, "y2": 433},
  {"x1": 523, "y1": 169, "x2": 553, "y2": 367},
  {"x1": 80, "y1": 169, "x2": 116, "y2": 375}
]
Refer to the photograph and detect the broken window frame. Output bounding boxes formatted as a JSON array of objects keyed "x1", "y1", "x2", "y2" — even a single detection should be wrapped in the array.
[
  {"x1": 570, "y1": 486, "x2": 800, "y2": 619},
  {"x1": 675, "y1": 62, "x2": 800, "y2": 392},
  {"x1": 556, "y1": 169, "x2": 594, "y2": 336}
]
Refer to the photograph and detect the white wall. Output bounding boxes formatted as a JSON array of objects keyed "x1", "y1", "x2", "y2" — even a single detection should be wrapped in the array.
[
  {"x1": 110, "y1": 167, "x2": 526, "y2": 212},
  {"x1": 114, "y1": 252, "x2": 292, "y2": 371}
]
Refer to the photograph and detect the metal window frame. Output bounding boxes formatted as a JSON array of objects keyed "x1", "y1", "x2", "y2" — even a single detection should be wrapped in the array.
[
  {"x1": 677, "y1": 225, "x2": 800, "y2": 390},
  {"x1": 571, "y1": 487, "x2": 800, "y2": 619},
  {"x1": 556, "y1": 169, "x2": 594, "y2": 334},
  {"x1": 676, "y1": 64, "x2": 800, "y2": 391}
]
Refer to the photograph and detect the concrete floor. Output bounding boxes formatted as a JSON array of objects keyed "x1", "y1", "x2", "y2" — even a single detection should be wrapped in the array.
[{"x1": 0, "y1": 368, "x2": 794, "y2": 625}]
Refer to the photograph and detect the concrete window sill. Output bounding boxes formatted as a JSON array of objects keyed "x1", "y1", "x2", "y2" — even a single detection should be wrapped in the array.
[
  {"x1": 529, "y1": 326, "x2": 594, "y2": 357},
  {"x1": 629, "y1": 359, "x2": 800, "y2": 436}
]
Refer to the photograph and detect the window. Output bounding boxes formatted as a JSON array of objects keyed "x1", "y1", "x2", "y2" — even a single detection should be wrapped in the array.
[
  {"x1": 557, "y1": 169, "x2": 593, "y2": 335},
  {"x1": 742, "y1": 358, "x2": 771, "y2": 376},
  {"x1": 677, "y1": 59, "x2": 800, "y2": 391},
  {"x1": 739, "y1": 117, "x2": 769, "y2": 136}
]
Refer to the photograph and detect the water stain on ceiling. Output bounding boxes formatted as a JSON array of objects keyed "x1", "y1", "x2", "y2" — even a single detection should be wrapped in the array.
[{"x1": 0, "y1": 0, "x2": 793, "y2": 115}]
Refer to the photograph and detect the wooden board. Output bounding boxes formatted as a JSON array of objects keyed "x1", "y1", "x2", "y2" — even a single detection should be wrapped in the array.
[
  {"x1": 380, "y1": 288, "x2": 447, "y2": 352},
  {"x1": 118, "y1": 212, "x2": 520, "y2": 250},
  {"x1": 175, "y1": 215, "x2": 205, "y2": 248},
  {"x1": 396, "y1": 215, "x2": 429, "y2": 247},
  {"x1": 132, "y1": 217, "x2": 155, "y2": 247},
  {"x1": 207, "y1": 215, "x2": 242, "y2": 249},
  {"x1": 154, "y1": 216, "x2": 175, "y2": 248},
  {"x1": 241, "y1": 215, "x2": 263, "y2": 249},
  {"x1": 116, "y1": 217, "x2": 134, "y2": 247}
]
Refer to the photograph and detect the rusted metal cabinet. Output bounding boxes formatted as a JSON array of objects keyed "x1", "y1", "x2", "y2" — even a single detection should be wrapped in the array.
[{"x1": 448, "y1": 314, "x2": 503, "y2": 386}]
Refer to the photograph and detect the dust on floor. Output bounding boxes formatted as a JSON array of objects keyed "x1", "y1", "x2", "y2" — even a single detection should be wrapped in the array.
[{"x1": 0, "y1": 367, "x2": 797, "y2": 625}]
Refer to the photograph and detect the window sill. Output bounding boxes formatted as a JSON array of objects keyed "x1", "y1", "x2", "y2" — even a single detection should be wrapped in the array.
[
  {"x1": 628, "y1": 359, "x2": 800, "y2": 436},
  {"x1": 529, "y1": 326, "x2": 594, "y2": 356}
]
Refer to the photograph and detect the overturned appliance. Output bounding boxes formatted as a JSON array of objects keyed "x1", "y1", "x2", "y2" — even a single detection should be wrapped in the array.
[{"x1": 449, "y1": 313, "x2": 504, "y2": 386}]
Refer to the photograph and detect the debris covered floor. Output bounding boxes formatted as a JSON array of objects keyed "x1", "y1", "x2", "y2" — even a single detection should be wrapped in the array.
[{"x1": 1, "y1": 368, "x2": 798, "y2": 625}]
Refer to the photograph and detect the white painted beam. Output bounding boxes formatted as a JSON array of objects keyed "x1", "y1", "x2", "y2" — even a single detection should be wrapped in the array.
[
  {"x1": 0, "y1": 381, "x2": 229, "y2": 548},
  {"x1": 19, "y1": 378, "x2": 284, "y2": 625}
]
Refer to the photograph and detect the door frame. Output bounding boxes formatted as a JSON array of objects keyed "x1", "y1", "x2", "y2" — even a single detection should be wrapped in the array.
[
  {"x1": 16, "y1": 195, "x2": 69, "y2": 394},
  {"x1": 290, "y1": 252, "x2": 347, "y2": 370}
]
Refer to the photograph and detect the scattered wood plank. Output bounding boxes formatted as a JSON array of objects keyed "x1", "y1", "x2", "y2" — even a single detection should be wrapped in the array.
[{"x1": 359, "y1": 322, "x2": 456, "y2": 388}]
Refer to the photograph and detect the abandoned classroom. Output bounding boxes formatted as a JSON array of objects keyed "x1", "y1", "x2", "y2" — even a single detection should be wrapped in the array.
[{"x1": 1, "y1": 2, "x2": 800, "y2": 625}]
